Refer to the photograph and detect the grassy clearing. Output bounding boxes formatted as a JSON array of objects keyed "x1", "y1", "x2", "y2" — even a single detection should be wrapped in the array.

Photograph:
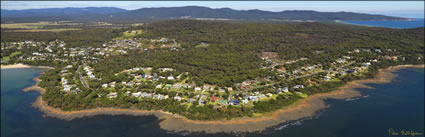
[
  {"x1": 1, "y1": 56, "x2": 10, "y2": 62},
  {"x1": 115, "y1": 30, "x2": 144, "y2": 40},
  {"x1": 1, "y1": 21, "x2": 82, "y2": 32},
  {"x1": 195, "y1": 44, "x2": 210, "y2": 48},
  {"x1": 295, "y1": 92, "x2": 308, "y2": 98},
  {"x1": 1, "y1": 21, "x2": 79, "y2": 29},
  {"x1": 9, "y1": 28, "x2": 81, "y2": 32},
  {"x1": 1, "y1": 51, "x2": 22, "y2": 62},
  {"x1": 9, "y1": 51, "x2": 22, "y2": 57},
  {"x1": 1, "y1": 23, "x2": 41, "y2": 29},
  {"x1": 131, "y1": 23, "x2": 145, "y2": 26}
]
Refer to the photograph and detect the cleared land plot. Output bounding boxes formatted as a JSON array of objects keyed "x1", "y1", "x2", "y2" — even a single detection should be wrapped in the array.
[
  {"x1": 10, "y1": 28, "x2": 81, "y2": 32},
  {"x1": 1, "y1": 21, "x2": 82, "y2": 32},
  {"x1": 115, "y1": 30, "x2": 144, "y2": 40}
]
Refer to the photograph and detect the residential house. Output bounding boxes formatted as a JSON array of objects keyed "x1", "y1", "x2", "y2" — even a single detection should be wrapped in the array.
[
  {"x1": 241, "y1": 99, "x2": 249, "y2": 104},
  {"x1": 266, "y1": 93, "x2": 273, "y2": 97},
  {"x1": 167, "y1": 76, "x2": 175, "y2": 80},
  {"x1": 324, "y1": 76, "x2": 331, "y2": 81},
  {"x1": 218, "y1": 99, "x2": 227, "y2": 105},
  {"x1": 211, "y1": 96, "x2": 218, "y2": 102},
  {"x1": 174, "y1": 96, "x2": 182, "y2": 101},
  {"x1": 293, "y1": 85, "x2": 305, "y2": 89},
  {"x1": 282, "y1": 87, "x2": 289, "y2": 92},
  {"x1": 64, "y1": 85, "x2": 72, "y2": 92},
  {"x1": 194, "y1": 87, "x2": 202, "y2": 92},
  {"x1": 132, "y1": 92, "x2": 142, "y2": 97},
  {"x1": 198, "y1": 99, "x2": 206, "y2": 104},
  {"x1": 227, "y1": 87, "x2": 233, "y2": 92},
  {"x1": 102, "y1": 84, "x2": 108, "y2": 88},
  {"x1": 391, "y1": 56, "x2": 398, "y2": 60},
  {"x1": 107, "y1": 92, "x2": 118, "y2": 98},
  {"x1": 248, "y1": 96, "x2": 259, "y2": 102},
  {"x1": 141, "y1": 92, "x2": 153, "y2": 98},
  {"x1": 347, "y1": 70, "x2": 356, "y2": 74},
  {"x1": 228, "y1": 100, "x2": 241, "y2": 105},
  {"x1": 172, "y1": 83, "x2": 181, "y2": 89},
  {"x1": 188, "y1": 98, "x2": 196, "y2": 103},
  {"x1": 258, "y1": 94, "x2": 266, "y2": 99},
  {"x1": 362, "y1": 62, "x2": 371, "y2": 67},
  {"x1": 275, "y1": 89, "x2": 282, "y2": 94}
]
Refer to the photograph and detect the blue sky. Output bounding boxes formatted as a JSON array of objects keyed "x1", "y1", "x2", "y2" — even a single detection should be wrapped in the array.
[{"x1": 1, "y1": 1, "x2": 424, "y2": 18}]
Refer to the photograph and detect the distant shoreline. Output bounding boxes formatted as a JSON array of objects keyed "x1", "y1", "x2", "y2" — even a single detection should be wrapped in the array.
[
  {"x1": 334, "y1": 20, "x2": 374, "y2": 28},
  {"x1": 334, "y1": 19, "x2": 424, "y2": 29},
  {"x1": 22, "y1": 64, "x2": 424, "y2": 133}
]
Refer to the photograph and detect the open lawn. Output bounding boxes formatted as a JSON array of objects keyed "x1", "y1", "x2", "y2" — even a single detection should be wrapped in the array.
[
  {"x1": 1, "y1": 56, "x2": 10, "y2": 62},
  {"x1": 1, "y1": 51, "x2": 21, "y2": 62}
]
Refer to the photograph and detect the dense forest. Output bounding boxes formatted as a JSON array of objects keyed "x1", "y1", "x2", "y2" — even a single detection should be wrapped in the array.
[{"x1": 94, "y1": 20, "x2": 424, "y2": 86}]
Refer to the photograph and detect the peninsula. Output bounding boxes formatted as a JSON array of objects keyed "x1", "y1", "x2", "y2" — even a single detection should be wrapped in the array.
[{"x1": 2, "y1": 19, "x2": 424, "y2": 133}]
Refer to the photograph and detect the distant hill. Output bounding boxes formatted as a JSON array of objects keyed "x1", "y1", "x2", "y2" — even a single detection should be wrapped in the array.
[
  {"x1": 1, "y1": 7, "x2": 127, "y2": 23},
  {"x1": 1, "y1": 6, "x2": 408, "y2": 23}
]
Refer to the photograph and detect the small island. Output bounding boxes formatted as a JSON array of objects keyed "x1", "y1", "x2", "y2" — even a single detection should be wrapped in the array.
[{"x1": 1, "y1": 20, "x2": 424, "y2": 133}]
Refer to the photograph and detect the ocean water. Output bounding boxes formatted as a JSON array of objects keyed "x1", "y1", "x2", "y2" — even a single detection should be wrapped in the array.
[
  {"x1": 1, "y1": 68, "x2": 424, "y2": 137},
  {"x1": 341, "y1": 18, "x2": 424, "y2": 29}
]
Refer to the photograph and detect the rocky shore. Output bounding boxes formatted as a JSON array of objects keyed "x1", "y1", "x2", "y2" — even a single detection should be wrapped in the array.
[{"x1": 23, "y1": 64, "x2": 424, "y2": 133}]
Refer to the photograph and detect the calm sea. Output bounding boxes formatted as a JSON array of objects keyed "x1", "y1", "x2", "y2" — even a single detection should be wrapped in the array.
[
  {"x1": 341, "y1": 18, "x2": 424, "y2": 29},
  {"x1": 1, "y1": 68, "x2": 423, "y2": 137}
]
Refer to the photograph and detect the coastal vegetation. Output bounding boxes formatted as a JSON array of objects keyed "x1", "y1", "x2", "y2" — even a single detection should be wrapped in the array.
[{"x1": 2, "y1": 20, "x2": 424, "y2": 120}]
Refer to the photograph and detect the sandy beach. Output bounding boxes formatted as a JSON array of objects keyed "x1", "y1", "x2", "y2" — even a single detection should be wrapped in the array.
[
  {"x1": 26, "y1": 64, "x2": 424, "y2": 133},
  {"x1": 1, "y1": 63, "x2": 53, "y2": 70}
]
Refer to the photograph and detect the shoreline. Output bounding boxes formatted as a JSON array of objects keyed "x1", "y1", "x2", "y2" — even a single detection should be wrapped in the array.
[
  {"x1": 23, "y1": 77, "x2": 46, "y2": 94},
  {"x1": 1, "y1": 63, "x2": 54, "y2": 70},
  {"x1": 25, "y1": 64, "x2": 424, "y2": 133},
  {"x1": 334, "y1": 20, "x2": 375, "y2": 28}
]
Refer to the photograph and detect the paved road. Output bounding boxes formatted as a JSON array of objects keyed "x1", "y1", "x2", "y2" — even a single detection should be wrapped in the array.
[
  {"x1": 245, "y1": 61, "x2": 357, "y2": 91},
  {"x1": 77, "y1": 67, "x2": 90, "y2": 89},
  {"x1": 289, "y1": 61, "x2": 356, "y2": 80}
]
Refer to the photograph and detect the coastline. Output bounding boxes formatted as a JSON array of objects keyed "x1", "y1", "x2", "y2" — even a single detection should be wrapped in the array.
[
  {"x1": 334, "y1": 19, "x2": 424, "y2": 29},
  {"x1": 334, "y1": 20, "x2": 374, "y2": 28},
  {"x1": 23, "y1": 77, "x2": 46, "y2": 94},
  {"x1": 26, "y1": 64, "x2": 424, "y2": 133},
  {"x1": 1, "y1": 63, "x2": 54, "y2": 70}
]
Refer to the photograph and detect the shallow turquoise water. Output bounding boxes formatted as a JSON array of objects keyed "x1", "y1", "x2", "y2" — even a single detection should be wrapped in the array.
[{"x1": 1, "y1": 68, "x2": 424, "y2": 137}]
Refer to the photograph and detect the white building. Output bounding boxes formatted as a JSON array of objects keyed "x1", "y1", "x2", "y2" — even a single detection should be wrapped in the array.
[{"x1": 107, "y1": 92, "x2": 118, "y2": 98}]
